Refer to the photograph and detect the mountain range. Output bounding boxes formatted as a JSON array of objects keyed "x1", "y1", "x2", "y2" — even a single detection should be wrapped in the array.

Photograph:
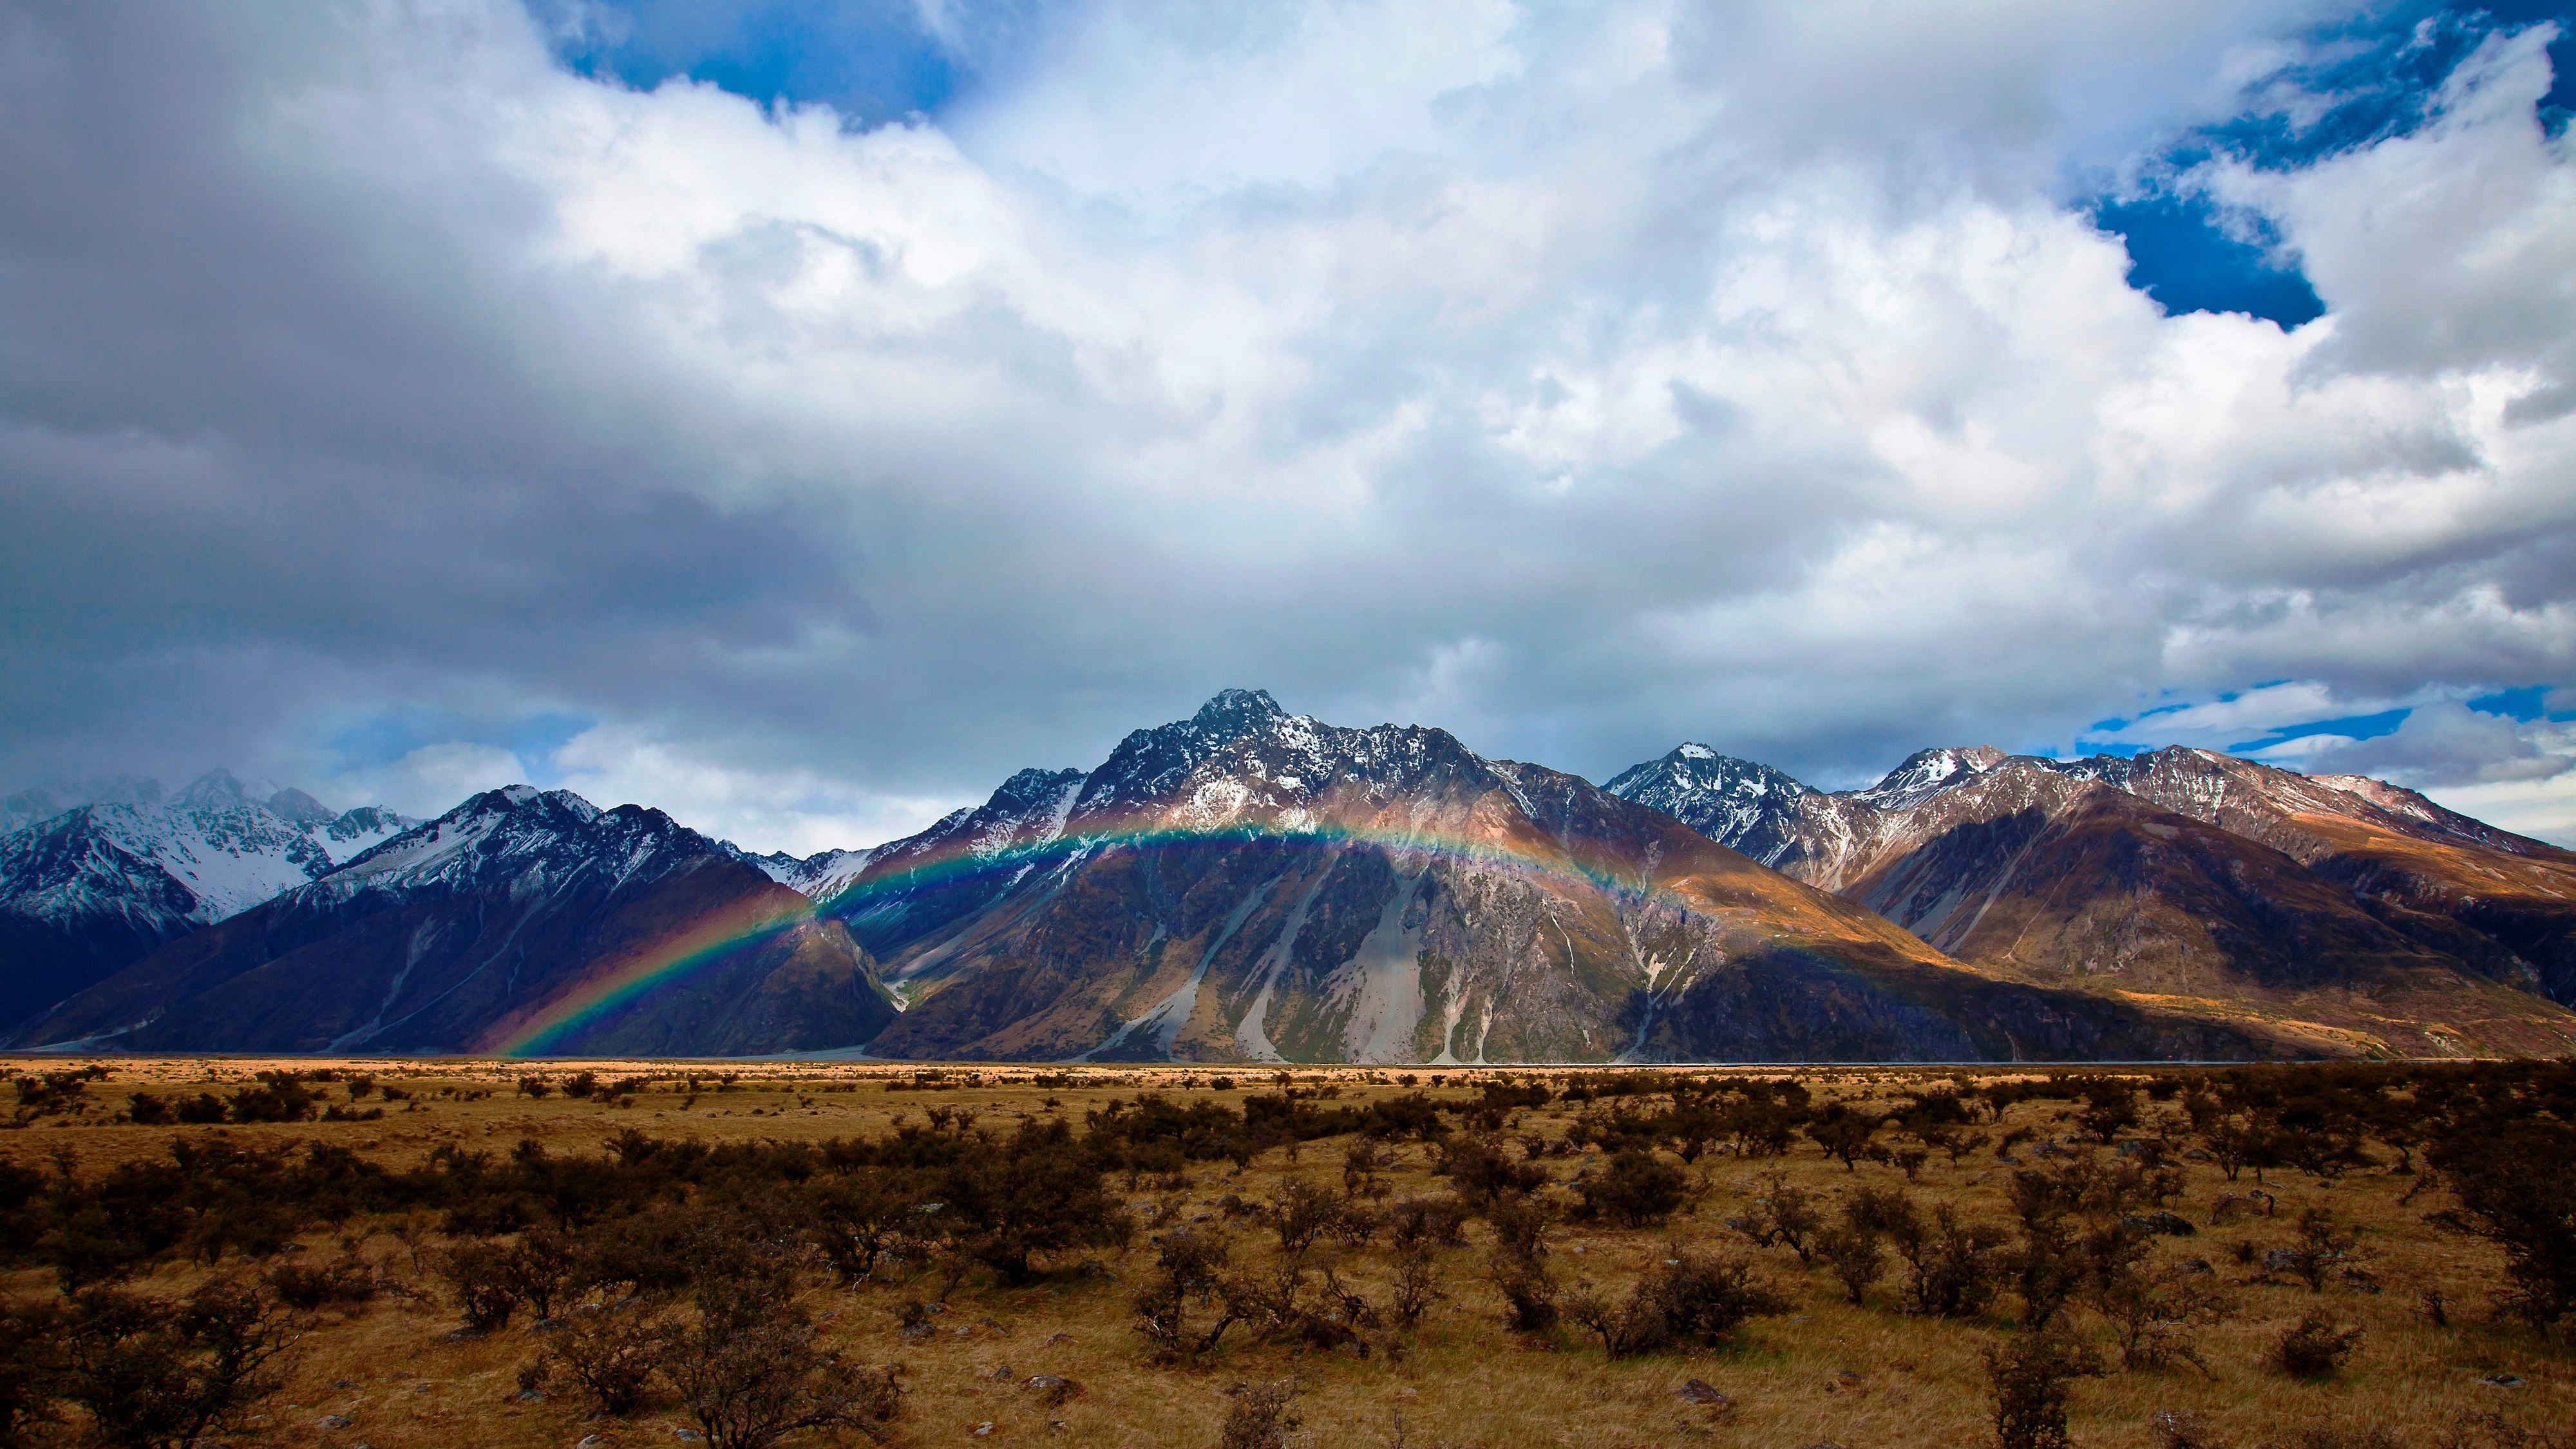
[
  {"x1": 5, "y1": 692, "x2": 2573, "y2": 1061},
  {"x1": 1604, "y1": 742, "x2": 2576, "y2": 1056},
  {"x1": 0, "y1": 772, "x2": 413, "y2": 1029},
  {"x1": 6, "y1": 786, "x2": 889, "y2": 1056}
]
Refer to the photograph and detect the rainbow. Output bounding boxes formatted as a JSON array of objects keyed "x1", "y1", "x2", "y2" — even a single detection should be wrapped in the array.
[
  {"x1": 488, "y1": 807, "x2": 1745, "y2": 1057},
  {"x1": 489, "y1": 891, "x2": 819, "y2": 1056}
]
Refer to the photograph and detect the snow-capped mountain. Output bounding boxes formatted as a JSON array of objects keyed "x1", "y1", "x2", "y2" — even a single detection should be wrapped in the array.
[
  {"x1": 1850, "y1": 745, "x2": 2011, "y2": 811},
  {"x1": 1604, "y1": 741, "x2": 2576, "y2": 1054},
  {"x1": 0, "y1": 770, "x2": 415, "y2": 1029},
  {"x1": 1600, "y1": 744, "x2": 1868, "y2": 878},
  {"x1": 814, "y1": 692, "x2": 2279, "y2": 1063},
  {"x1": 12, "y1": 785, "x2": 892, "y2": 1056},
  {"x1": 738, "y1": 765, "x2": 1085, "y2": 922}
]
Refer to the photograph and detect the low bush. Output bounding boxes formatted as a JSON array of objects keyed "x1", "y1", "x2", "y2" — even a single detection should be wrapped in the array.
[
  {"x1": 439, "y1": 1231, "x2": 573, "y2": 1330},
  {"x1": 55, "y1": 1281, "x2": 297, "y2": 1449},
  {"x1": 1564, "y1": 1251, "x2": 1788, "y2": 1359},
  {"x1": 1573, "y1": 1150, "x2": 1688, "y2": 1228},
  {"x1": 1218, "y1": 1380, "x2": 1300, "y2": 1449},
  {"x1": 1985, "y1": 1320, "x2": 2102, "y2": 1449},
  {"x1": 263, "y1": 1258, "x2": 377, "y2": 1312},
  {"x1": 1734, "y1": 1168, "x2": 1823, "y2": 1264},
  {"x1": 1487, "y1": 1198, "x2": 1558, "y2": 1333},
  {"x1": 666, "y1": 1269, "x2": 901, "y2": 1449},
  {"x1": 2275, "y1": 1310, "x2": 2362, "y2": 1378},
  {"x1": 545, "y1": 1300, "x2": 676, "y2": 1416},
  {"x1": 1133, "y1": 1227, "x2": 1240, "y2": 1363}
]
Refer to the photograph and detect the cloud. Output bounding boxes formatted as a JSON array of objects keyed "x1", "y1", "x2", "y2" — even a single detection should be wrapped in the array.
[
  {"x1": 2088, "y1": 681, "x2": 2391, "y2": 748},
  {"x1": 552, "y1": 724, "x2": 961, "y2": 855},
  {"x1": 323, "y1": 742, "x2": 533, "y2": 820},
  {"x1": 2289, "y1": 700, "x2": 2575, "y2": 788},
  {"x1": 2428, "y1": 765, "x2": 2576, "y2": 848},
  {"x1": 0, "y1": 1, "x2": 2570, "y2": 849}
]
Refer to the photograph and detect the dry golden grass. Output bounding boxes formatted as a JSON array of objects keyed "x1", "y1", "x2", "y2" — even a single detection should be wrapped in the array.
[{"x1": 4, "y1": 1057, "x2": 2568, "y2": 1449}]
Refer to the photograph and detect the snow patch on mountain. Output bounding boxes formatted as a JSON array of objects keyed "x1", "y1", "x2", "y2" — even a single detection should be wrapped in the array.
[{"x1": 0, "y1": 770, "x2": 417, "y2": 932}]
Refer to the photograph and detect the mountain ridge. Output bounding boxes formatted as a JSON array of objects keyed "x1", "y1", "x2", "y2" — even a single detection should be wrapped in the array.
[
  {"x1": 8, "y1": 700, "x2": 2570, "y2": 1061},
  {"x1": 8, "y1": 786, "x2": 893, "y2": 1057},
  {"x1": 1604, "y1": 740, "x2": 2576, "y2": 1055},
  {"x1": 0, "y1": 770, "x2": 416, "y2": 1030}
]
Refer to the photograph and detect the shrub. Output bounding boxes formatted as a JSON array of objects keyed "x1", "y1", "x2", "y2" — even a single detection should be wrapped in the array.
[
  {"x1": 1220, "y1": 1261, "x2": 1379, "y2": 1352},
  {"x1": 1575, "y1": 1150, "x2": 1687, "y2": 1228},
  {"x1": 1437, "y1": 1135, "x2": 1548, "y2": 1206},
  {"x1": 1390, "y1": 1244, "x2": 1444, "y2": 1329},
  {"x1": 2277, "y1": 1208, "x2": 2356, "y2": 1294},
  {"x1": 802, "y1": 1171, "x2": 926, "y2": 1287},
  {"x1": 1565, "y1": 1252, "x2": 1788, "y2": 1359},
  {"x1": 223, "y1": 1072, "x2": 318, "y2": 1124},
  {"x1": 1985, "y1": 1321, "x2": 2103, "y2": 1449},
  {"x1": 123, "y1": 1093, "x2": 173, "y2": 1126},
  {"x1": 1806, "y1": 1103, "x2": 1882, "y2": 1170},
  {"x1": 665, "y1": 1274, "x2": 901, "y2": 1449},
  {"x1": 2275, "y1": 1311, "x2": 2361, "y2": 1378},
  {"x1": 439, "y1": 1231, "x2": 573, "y2": 1331},
  {"x1": 1886, "y1": 1197, "x2": 2009, "y2": 1319},
  {"x1": 1343, "y1": 1142, "x2": 1387, "y2": 1197},
  {"x1": 0, "y1": 1298, "x2": 62, "y2": 1449},
  {"x1": 1734, "y1": 1168, "x2": 1823, "y2": 1264},
  {"x1": 2092, "y1": 1264, "x2": 2233, "y2": 1375},
  {"x1": 263, "y1": 1259, "x2": 377, "y2": 1312},
  {"x1": 2009, "y1": 1215, "x2": 2084, "y2": 1330},
  {"x1": 55, "y1": 1282, "x2": 297, "y2": 1449},
  {"x1": 1817, "y1": 1224, "x2": 1886, "y2": 1307},
  {"x1": 2427, "y1": 1116, "x2": 2576, "y2": 1333},
  {"x1": 1385, "y1": 1197, "x2": 1468, "y2": 1251},
  {"x1": 1488, "y1": 1198, "x2": 1558, "y2": 1334},
  {"x1": 1218, "y1": 1380, "x2": 1300, "y2": 1449},
  {"x1": 172, "y1": 1094, "x2": 227, "y2": 1125},
  {"x1": 937, "y1": 1119, "x2": 1130, "y2": 1283},
  {"x1": 2077, "y1": 1081, "x2": 2139, "y2": 1144},
  {"x1": 1133, "y1": 1227, "x2": 1241, "y2": 1363},
  {"x1": 546, "y1": 1301, "x2": 674, "y2": 1416},
  {"x1": 1267, "y1": 1180, "x2": 1343, "y2": 1257}
]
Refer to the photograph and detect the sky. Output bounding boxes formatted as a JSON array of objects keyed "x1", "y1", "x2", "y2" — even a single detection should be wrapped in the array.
[{"x1": 1, "y1": 0, "x2": 2573, "y2": 854}]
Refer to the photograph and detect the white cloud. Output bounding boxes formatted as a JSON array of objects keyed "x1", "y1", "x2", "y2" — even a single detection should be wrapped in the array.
[
  {"x1": 2427, "y1": 768, "x2": 2576, "y2": 848},
  {"x1": 321, "y1": 742, "x2": 531, "y2": 821},
  {"x1": 2085, "y1": 681, "x2": 2407, "y2": 750},
  {"x1": 554, "y1": 726, "x2": 965, "y2": 857},
  {"x1": 2294, "y1": 701, "x2": 2575, "y2": 788},
  {"x1": 1, "y1": 0, "x2": 2571, "y2": 848}
]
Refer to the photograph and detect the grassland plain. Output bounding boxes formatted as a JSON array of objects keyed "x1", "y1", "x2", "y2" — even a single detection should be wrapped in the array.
[{"x1": 0, "y1": 1057, "x2": 2568, "y2": 1449}]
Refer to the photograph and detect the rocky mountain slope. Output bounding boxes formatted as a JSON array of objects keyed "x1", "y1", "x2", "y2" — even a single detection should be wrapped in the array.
[
  {"x1": 803, "y1": 692, "x2": 2288, "y2": 1063},
  {"x1": 1606, "y1": 743, "x2": 2576, "y2": 1056},
  {"x1": 0, "y1": 771, "x2": 414, "y2": 1030},
  {"x1": 6, "y1": 786, "x2": 893, "y2": 1056}
]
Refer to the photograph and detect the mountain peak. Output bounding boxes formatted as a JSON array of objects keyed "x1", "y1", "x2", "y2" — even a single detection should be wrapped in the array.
[
  {"x1": 173, "y1": 768, "x2": 252, "y2": 808},
  {"x1": 264, "y1": 786, "x2": 336, "y2": 826},
  {"x1": 1850, "y1": 745, "x2": 2008, "y2": 810},
  {"x1": 1192, "y1": 688, "x2": 1287, "y2": 736}
]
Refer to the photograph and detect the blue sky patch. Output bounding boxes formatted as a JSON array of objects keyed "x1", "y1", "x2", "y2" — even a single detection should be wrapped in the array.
[
  {"x1": 327, "y1": 709, "x2": 593, "y2": 784},
  {"x1": 2091, "y1": 2, "x2": 2569, "y2": 326},
  {"x1": 2224, "y1": 707, "x2": 2411, "y2": 755},
  {"x1": 2468, "y1": 683, "x2": 2576, "y2": 720},
  {"x1": 536, "y1": 0, "x2": 972, "y2": 126},
  {"x1": 2092, "y1": 193, "x2": 2325, "y2": 327}
]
